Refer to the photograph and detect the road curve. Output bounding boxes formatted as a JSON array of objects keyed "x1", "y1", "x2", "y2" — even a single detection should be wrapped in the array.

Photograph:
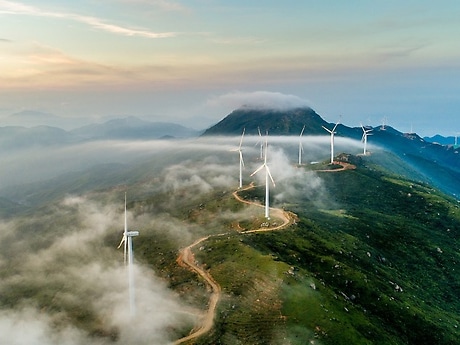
[{"x1": 173, "y1": 184, "x2": 296, "y2": 344}]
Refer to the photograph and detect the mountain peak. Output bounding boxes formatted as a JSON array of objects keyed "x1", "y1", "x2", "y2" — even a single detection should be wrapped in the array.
[{"x1": 202, "y1": 106, "x2": 327, "y2": 136}]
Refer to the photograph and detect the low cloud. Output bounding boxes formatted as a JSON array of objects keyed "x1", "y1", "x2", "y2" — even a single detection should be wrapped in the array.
[
  {"x1": 206, "y1": 91, "x2": 311, "y2": 112},
  {"x1": 0, "y1": 196, "x2": 192, "y2": 344}
]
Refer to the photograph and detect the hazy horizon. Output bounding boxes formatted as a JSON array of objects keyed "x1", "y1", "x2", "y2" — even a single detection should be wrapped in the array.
[{"x1": 1, "y1": 2, "x2": 460, "y2": 136}]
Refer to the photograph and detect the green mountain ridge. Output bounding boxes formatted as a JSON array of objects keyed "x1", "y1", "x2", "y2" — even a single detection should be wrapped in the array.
[{"x1": 203, "y1": 106, "x2": 460, "y2": 197}]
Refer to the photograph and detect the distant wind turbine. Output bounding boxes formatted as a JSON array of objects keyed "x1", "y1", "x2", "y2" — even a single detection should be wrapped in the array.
[
  {"x1": 117, "y1": 193, "x2": 139, "y2": 317},
  {"x1": 250, "y1": 133, "x2": 275, "y2": 219},
  {"x1": 322, "y1": 121, "x2": 340, "y2": 164},
  {"x1": 255, "y1": 127, "x2": 264, "y2": 160},
  {"x1": 361, "y1": 124, "x2": 373, "y2": 155},
  {"x1": 381, "y1": 116, "x2": 388, "y2": 130},
  {"x1": 298, "y1": 125, "x2": 305, "y2": 165},
  {"x1": 231, "y1": 128, "x2": 245, "y2": 188}
]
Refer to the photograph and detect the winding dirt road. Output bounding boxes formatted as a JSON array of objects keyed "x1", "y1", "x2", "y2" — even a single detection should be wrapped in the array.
[{"x1": 173, "y1": 183, "x2": 296, "y2": 344}]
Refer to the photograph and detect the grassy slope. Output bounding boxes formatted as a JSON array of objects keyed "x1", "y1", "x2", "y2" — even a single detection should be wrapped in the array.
[
  {"x1": 187, "y1": 159, "x2": 460, "y2": 344},
  {"x1": 1, "y1": 155, "x2": 459, "y2": 344}
]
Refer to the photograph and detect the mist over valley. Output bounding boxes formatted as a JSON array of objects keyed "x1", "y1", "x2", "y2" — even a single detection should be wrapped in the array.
[{"x1": 0, "y1": 107, "x2": 459, "y2": 344}]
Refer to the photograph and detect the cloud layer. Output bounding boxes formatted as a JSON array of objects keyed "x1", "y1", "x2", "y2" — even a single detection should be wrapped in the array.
[{"x1": 206, "y1": 91, "x2": 311, "y2": 112}]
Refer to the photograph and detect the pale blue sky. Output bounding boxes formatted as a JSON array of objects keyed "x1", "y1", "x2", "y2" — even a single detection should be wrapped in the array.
[{"x1": 1, "y1": 0, "x2": 459, "y2": 135}]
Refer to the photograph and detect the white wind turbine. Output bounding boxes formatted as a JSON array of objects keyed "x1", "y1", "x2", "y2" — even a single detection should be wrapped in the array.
[
  {"x1": 117, "y1": 193, "x2": 139, "y2": 317},
  {"x1": 231, "y1": 128, "x2": 245, "y2": 188},
  {"x1": 322, "y1": 121, "x2": 339, "y2": 164},
  {"x1": 298, "y1": 125, "x2": 306, "y2": 165},
  {"x1": 251, "y1": 133, "x2": 275, "y2": 219},
  {"x1": 361, "y1": 124, "x2": 373, "y2": 155}
]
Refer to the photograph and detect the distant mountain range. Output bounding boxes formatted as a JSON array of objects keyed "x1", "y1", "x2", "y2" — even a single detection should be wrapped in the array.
[
  {"x1": 0, "y1": 116, "x2": 201, "y2": 150},
  {"x1": 424, "y1": 134, "x2": 459, "y2": 146},
  {"x1": 70, "y1": 116, "x2": 201, "y2": 140}
]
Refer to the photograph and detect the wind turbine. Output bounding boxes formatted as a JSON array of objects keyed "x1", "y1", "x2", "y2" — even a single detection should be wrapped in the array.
[
  {"x1": 231, "y1": 128, "x2": 245, "y2": 188},
  {"x1": 322, "y1": 121, "x2": 339, "y2": 164},
  {"x1": 298, "y1": 125, "x2": 306, "y2": 165},
  {"x1": 251, "y1": 133, "x2": 275, "y2": 219},
  {"x1": 361, "y1": 124, "x2": 373, "y2": 155},
  {"x1": 380, "y1": 116, "x2": 388, "y2": 130},
  {"x1": 117, "y1": 193, "x2": 139, "y2": 317}
]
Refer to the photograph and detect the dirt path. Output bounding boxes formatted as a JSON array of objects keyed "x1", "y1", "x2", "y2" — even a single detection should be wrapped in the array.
[
  {"x1": 174, "y1": 235, "x2": 221, "y2": 344},
  {"x1": 232, "y1": 182, "x2": 297, "y2": 233},
  {"x1": 315, "y1": 161, "x2": 356, "y2": 173},
  {"x1": 173, "y1": 183, "x2": 296, "y2": 344}
]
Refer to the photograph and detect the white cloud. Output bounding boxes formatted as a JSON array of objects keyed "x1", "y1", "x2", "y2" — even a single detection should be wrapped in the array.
[
  {"x1": 118, "y1": 0, "x2": 188, "y2": 12},
  {"x1": 0, "y1": 0, "x2": 176, "y2": 38},
  {"x1": 206, "y1": 91, "x2": 311, "y2": 112}
]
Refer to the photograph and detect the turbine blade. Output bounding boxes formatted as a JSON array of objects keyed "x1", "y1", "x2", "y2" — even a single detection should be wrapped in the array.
[
  {"x1": 124, "y1": 236, "x2": 128, "y2": 265},
  {"x1": 124, "y1": 192, "x2": 127, "y2": 233},
  {"x1": 322, "y1": 125, "x2": 332, "y2": 134},
  {"x1": 251, "y1": 164, "x2": 265, "y2": 177},
  {"x1": 266, "y1": 166, "x2": 276, "y2": 187},
  {"x1": 240, "y1": 151, "x2": 245, "y2": 167},
  {"x1": 117, "y1": 234, "x2": 126, "y2": 249},
  {"x1": 332, "y1": 122, "x2": 339, "y2": 132},
  {"x1": 238, "y1": 128, "x2": 245, "y2": 149},
  {"x1": 264, "y1": 133, "x2": 268, "y2": 164},
  {"x1": 300, "y1": 125, "x2": 306, "y2": 137}
]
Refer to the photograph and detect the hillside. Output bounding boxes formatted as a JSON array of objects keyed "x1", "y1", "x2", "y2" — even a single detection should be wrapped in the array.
[
  {"x1": 187, "y1": 158, "x2": 460, "y2": 344},
  {"x1": 0, "y1": 135, "x2": 459, "y2": 344}
]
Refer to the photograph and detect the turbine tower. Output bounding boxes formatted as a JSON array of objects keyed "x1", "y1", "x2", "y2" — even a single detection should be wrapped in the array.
[
  {"x1": 322, "y1": 121, "x2": 339, "y2": 164},
  {"x1": 361, "y1": 124, "x2": 373, "y2": 155},
  {"x1": 117, "y1": 193, "x2": 139, "y2": 317},
  {"x1": 251, "y1": 133, "x2": 275, "y2": 219},
  {"x1": 298, "y1": 125, "x2": 305, "y2": 165},
  {"x1": 231, "y1": 128, "x2": 245, "y2": 188}
]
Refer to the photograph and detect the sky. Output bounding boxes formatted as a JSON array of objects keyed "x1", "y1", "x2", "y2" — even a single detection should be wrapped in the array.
[{"x1": 1, "y1": 0, "x2": 460, "y2": 136}]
